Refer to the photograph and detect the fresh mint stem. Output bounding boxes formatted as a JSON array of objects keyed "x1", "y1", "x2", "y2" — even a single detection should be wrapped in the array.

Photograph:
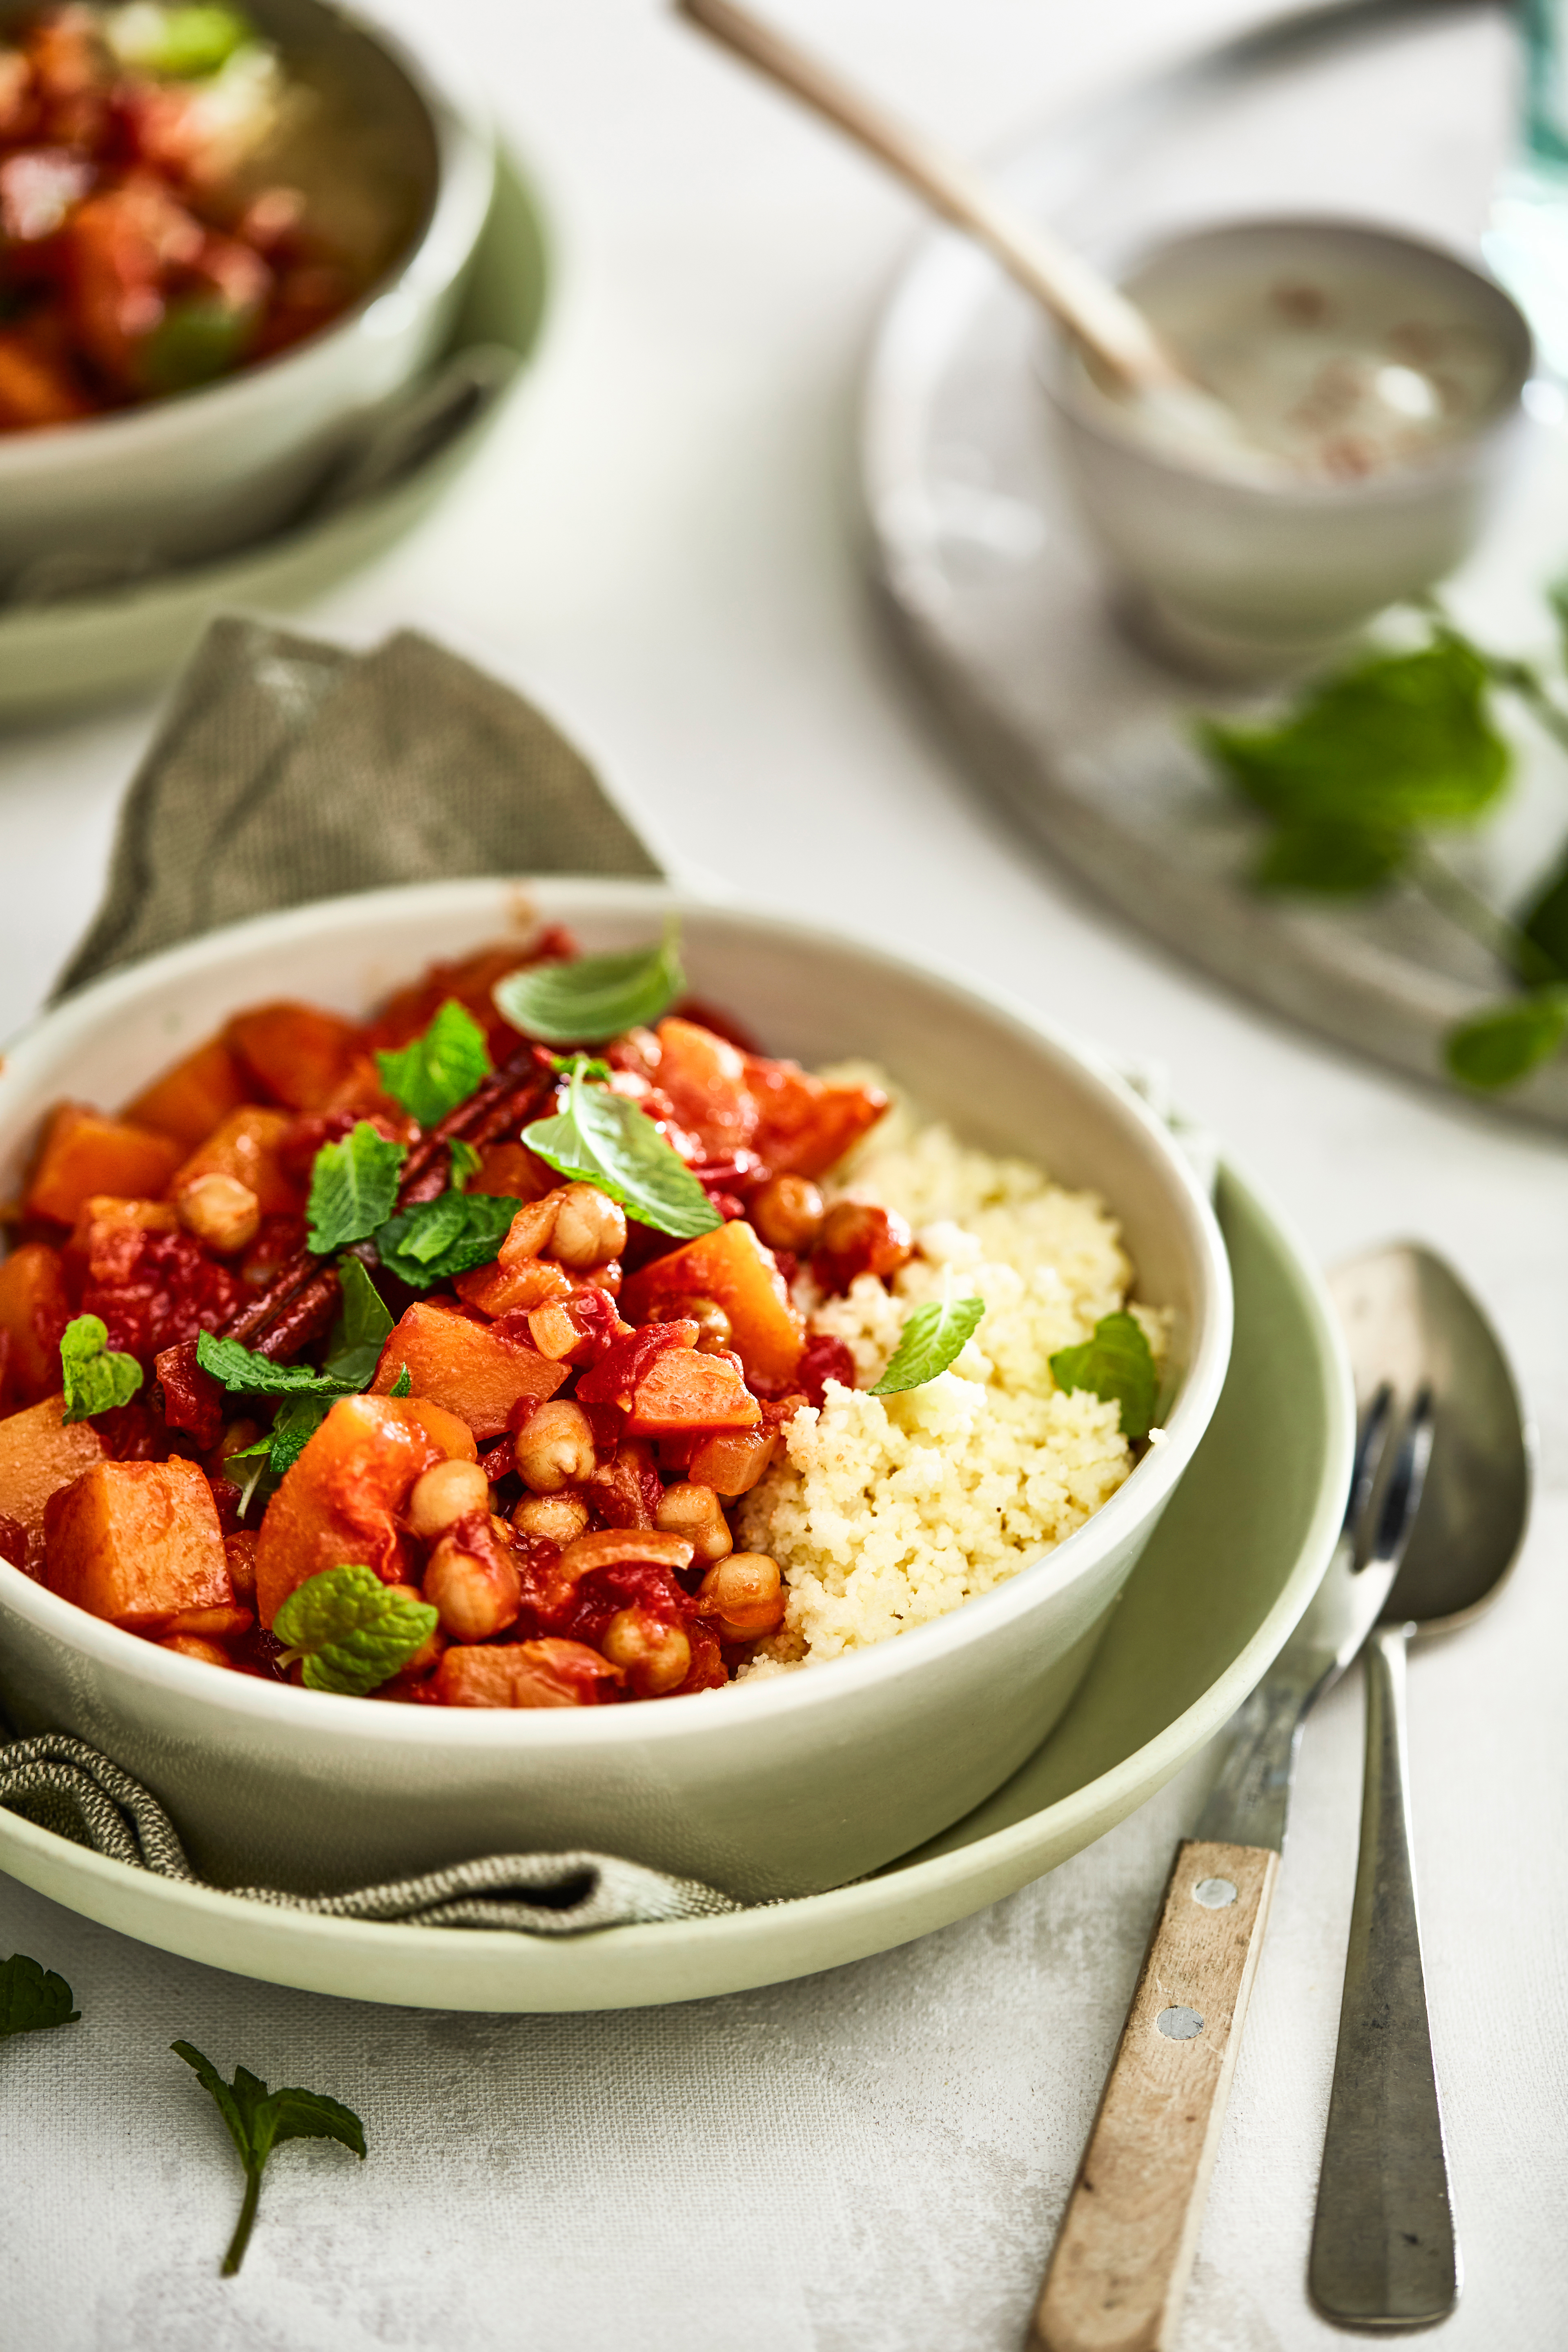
[
  {"x1": 223, "y1": 2170, "x2": 262, "y2": 2278},
  {"x1": 1405, "y1": 840, "x2": 1529, "y2": 969}
]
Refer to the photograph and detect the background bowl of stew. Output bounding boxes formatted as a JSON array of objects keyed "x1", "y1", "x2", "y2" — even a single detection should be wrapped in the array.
[
  {"x1": 0, "y1": 0, "x2": 494, "y2": 588},
  {"x1": 0, "y1": 880, "x2": 1233, "y2": 1902}
]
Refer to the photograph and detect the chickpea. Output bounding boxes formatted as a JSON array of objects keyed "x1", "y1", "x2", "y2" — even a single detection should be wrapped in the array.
[
  {"x1": 654, "y1": 1481, "x2": 733, "y2": 1566},
  {"x1": 675, "y1": 1295, "x2": 733, "y2": 1356},
  {"x1": 751, "y1": 1173, "x2": 824, "y2": 1256},
  {"x1": 512, "y1": 1490, "x2": 591, "y2": 1545},
  {"x1": 513, "y1": 1398, "x2": 598, "y2": 1493},
  {"x1": 813, "y1": 1200, "x2": 913, "y2": 1295},
  {"x1": 407, "y1": 1458, "x2": 491, "y2": 1541},
  {"x1": 424, "y1": 1537, "x2": 522, "y2": 1643},
  {"x1": 696, "y1": 1552, "x2": 785, "y2": 1644},
  {"x1": 178, "y1": 1173, "x2": 261, "y2": 1255},
  {"x1": 550, "y1": 1182, "x2": 628, "y2": 1271},
  {"x1": 601, "y1": 1606, "x2": 691, "y2": 1698}
]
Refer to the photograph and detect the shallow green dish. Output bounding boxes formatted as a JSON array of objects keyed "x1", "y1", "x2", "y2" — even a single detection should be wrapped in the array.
[
  {"x1": 0, "y1": 150, "x2": 549, "y2": 726},
  {"x1": 0, "y1": 1161, "x2": 1352, "y2": 2011}
]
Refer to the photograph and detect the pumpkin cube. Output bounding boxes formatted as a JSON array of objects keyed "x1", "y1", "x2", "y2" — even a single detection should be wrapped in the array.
[
  {"x1": 742, "y1": 1056, "x2": 887, "y2": 1178},
  {"x1": 225, "y1": 1002, "x2": 365, "y2": 1111},
  {"x1": 254, "y1": 1392, "x2": 467, "y2": 1626},
  {"x1": 43, "y1": 1458, "x2": 229, "y2": 1627},
  {"x1": 624, "y1": 1346, "x2": 760, "y2": 1438},
  {"x1": 0, "y1": 1241, "x2": 71, "y2": 1403},
  {"x1": 370, "y1": 1302, "x2": 568, "y2": 1438},
  {"x1": 24, "y1": 1105, "x2": 184, "y2": 1226},
  {"x1": 172, "y1": 1107, "x2": 300, "y2": 1216},
  {"x1": 435, "y1": 1637, "x2": 623, "y2": 1709},
  {"x1": 654, "y1": 1018, "x2": 759, "y2": 1159},
  {"x1": 0, "y1": 1396, "x2": 107, "y2": 1573},
  {"x1": 124, "y1": 1037, "x2": 248, "y2": 1151},
  {"x1": 621, "y1": 1218, "x2": 803, "y2": 1387}
]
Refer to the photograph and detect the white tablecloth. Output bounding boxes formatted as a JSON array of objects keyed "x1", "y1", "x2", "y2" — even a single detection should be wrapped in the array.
[{"x1": 1, "y1": 5, "x2": 1564, "y2": 2345}]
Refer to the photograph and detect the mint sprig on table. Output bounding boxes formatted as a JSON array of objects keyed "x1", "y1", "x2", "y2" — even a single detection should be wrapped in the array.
[
  {"x1": 272, "y1": 1565, "x2": 437, "y2": 1696},
  {"x1": 172, "y1": 2039, "x2": 366, "y2": 2276},
  {"x1": 1049, "y1": 1312, "x2": 1159, "y2": 1442},
  {"x1": 524, "y1": 1055, "x2": 721, "y2": 1240},
  {"x1": 375, "y1": 999, "x2": 493, "y2": 1127},
  {"x1": 494, "y1": 929, "x2": 684, "y2": 1044},
  {"x1": 305, "y1": 1122, "x2": 407, "y2": 1254},
  {"x1": 58, "y1": 1314, "x2": 143, "y2": 1423},
  {"x1": 871, "y1": 1296, "x2": 985, "y2": 1395},
  {"x1": 0, "y1": 1952, "x2": 80, "y2": 2038}
]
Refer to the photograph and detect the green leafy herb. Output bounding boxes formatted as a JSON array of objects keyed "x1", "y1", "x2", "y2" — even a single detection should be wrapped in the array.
[
  {"x1": 371, "y1": 1192, "x2": 521, "y2": 1289},
  {"x1": 111, "y1": 4, "x2": 253, "y2": 79},
  {"x1": 196, "y1": 1331, "x2": 356, "y2": 1401},
  {"x1": 305, "y1": 1123, "x2": 407, "y2": 1255},
  {"x1": 493, "y1": 929, "x2": 684, "y2": 1045},
  {"x1": 272, "y1": 1565, "x2": 438, "y2": 1697},
  {"x1": 1519, "y1": 853, "x2": 1568, "y2": 984},
  {"x1": 1049, "y1": 1312, "x2": 1159, "y2": 1441},
  {"x1": 58, "y1": 1314, "x2": 143, "y2": 1424},
  {"x1": 172, "y1": 2039, "x2": 365, "y2": 2277},
  {"x1": 389, "y1": 1365, "x2": 412, "y2": 1397},
  {"x1": 374, "y1": 999, "x2": 493, "y2": 1128},
  {"x1": 870, "y1": 1296, "x2": 986, "y2": 1395},
  {"x1": 548, "y1": 1053, "x2": 612, "y2": 1080},
  {"x1": 321, "y1": 1256, "x2": 393, "y2": 1390},
  {"x1": 140, "y1": 295, "x2": 253, "y2": 396},
  {"x1": 0, "y1": 1953, "x2": 79, "y2": 2038},
  {"x1": 223, "y1": 1261, "x2": 393, "y2": 1508},
  {"x1": 523, "y1": 1058, "x2": 720, "y2": 1240},
  {"x1": 1444, "y1": 991, "x2": 1568, "y2": 1089},
  {"x1": 1252, "y1": 823, "x2": 1408, "y2": 895},
  {"x1": 447, "y1": 1137, "x2": 483, "y2": 1189},
  {"x1": 226, "y1": 1394, "x2": 335, "y2": 1512}
]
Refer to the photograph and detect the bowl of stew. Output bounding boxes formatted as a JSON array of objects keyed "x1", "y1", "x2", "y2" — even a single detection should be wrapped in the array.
[
  {"x1": 0, "y1": 880, "x2": 1232, "y2": 1901},
  {"x1": 0, "y1": 0, "x2": 493, "y2": 587}
]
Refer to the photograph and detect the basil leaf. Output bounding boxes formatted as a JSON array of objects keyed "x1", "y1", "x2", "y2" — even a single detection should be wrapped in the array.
[
  {"x1": 493, "y1": 931, "x2": 684, "y2": 1045},
  {"x1": 1444, "y1": 992, "x2": 1568, "y2": 1089},
  {"x1": 523, "y1": 1061, "x2": 720, "y2": 1241},
  {"x1": 172, "y1": 2039, "x2": 365, "y2": 2278},
  {"x1": 273, "y1": 1565, "x2": 438, "y2": 1697},
  {"x1": 306, "y1": 1123, "x2": 407, "y2": 1255},
  {"x1": 870, "y1": 1296, "x2": 986, "y2": 1395},
  {"x1": 322, "y1": 1256, "x2": 393, "y2": 1390},
  {"x1": 196, "y1": 1331, "x2": 355, "y2": 1399},
  {"x1": 1049, "y1": 1311, "x2": 1159, "y2": 1440},
  {"x1": 374, "y1": 999, "x2": 493, "y2": 1128},
  {"x1": 372, "y1": 1192, "x2": 521, "y2": 1288},
  {"x1": 0, "y1": 1953, "x2": 80, "y2": 2037},
  {"x1": 447, "y1": 1137, "x2": 483, "y2": 1189},
  {"x1": 58, "y1": 1314, "x2": 143, "y2": 1423}
]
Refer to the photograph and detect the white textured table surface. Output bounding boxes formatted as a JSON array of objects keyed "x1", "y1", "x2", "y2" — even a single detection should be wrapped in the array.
[{"x1": 1, "y1": 4, "x2": 1565, "y2": 2347}]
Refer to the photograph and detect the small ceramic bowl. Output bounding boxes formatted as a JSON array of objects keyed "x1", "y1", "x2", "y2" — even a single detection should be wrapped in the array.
[
  {"x1": 0, "y1": 0, "x2": 494, "y2": 588},
  {"x1": 1040, "y1": 216, "x2": 1533, "y2": 677},
  {"x1": 0, "y1": 881, "x2": 1233, "y2": 1902}
]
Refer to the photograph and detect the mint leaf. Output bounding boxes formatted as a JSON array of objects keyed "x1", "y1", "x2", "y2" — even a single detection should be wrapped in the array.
[
  {"x1": 1049, "y1": 1311, "x2": 1159, "y2": 1441},
  {"x1": 59, "y1": 1314, "x2": 144, "y2": 1423},
  {"x1": 374, "y1": 999, "x2": 493, "y2": 1128},
  {"x1": 0, "y1": 1953, "x2": 79, "y2": 2037},
  {"x1": 272, "y1": 1564, "x2": 438, "y2": 1697},
  {"x1": 172, "y1": 2039, "x2": 365, "y2": 2277},
  {"x1": 1444, "y1": 992, "x2": 1568, "y2": 1089},
  {"x1": 322, "y1": 1257, "x2": 392, "y2": 1390},
  {"x1": 196, "y1": 1331, "x2": 355, "y2": 1400},
  {"x1": 523, "y1": 1059, "x2": 720, "y2": 1241},
  {"x1": 389, "y1": 1365, "x2": 412, "y2": 1397},
  {"x1": 548, "y1": 1053, "x2": 612, "y2": 1080},
  {"x1": 1254, "y1": 822, "x2": 1408, "y2": 895},
  {"x1": 372, "y1": 1192, "x2": 521, "y2": 1289},
  {"x1": 493, "y1": 930, "x2": 684, "y2": 1045},
  {"x1": 306, "y1": 1123, "x2": 406, "y2": 1255},
  {"x1": 447, "y1": 1137, "x2": 483, "y2": 1189},
  {"x1": 871, "y1": 1295, "x2": 985, "y2": 1395},
  {"x1": 1519, "y1": 853, "x2": 1568, "y2": 984}
]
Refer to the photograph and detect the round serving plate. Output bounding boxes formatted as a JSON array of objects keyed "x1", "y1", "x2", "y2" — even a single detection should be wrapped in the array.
[
  {"x1": 0, "y1": 1156, "x2": 1353, "y2": 2010},
  {"x1": 861, "y1": 0, "x2": 1568, "y2": 1134},
  {"x1": 0, "y1": 148, "x2": 549, "y2": 725}
]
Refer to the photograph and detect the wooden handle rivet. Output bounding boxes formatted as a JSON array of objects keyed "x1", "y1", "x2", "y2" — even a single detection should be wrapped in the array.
[
  {"x1": 1193, "y1": 1876, "x2": 1238, "y2": 1907},
  {"x1": 1156, "y1": 2005, "x2": 1205, "y2": 2039}
]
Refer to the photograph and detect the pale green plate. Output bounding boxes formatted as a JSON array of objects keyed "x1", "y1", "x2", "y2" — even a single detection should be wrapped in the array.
[
  {"x1": 0, "y1": 151, "x2": 550, "y2": 726},
  {"x1": 0, "y1": 1162, "x2": 1353, "y2": 2011}
]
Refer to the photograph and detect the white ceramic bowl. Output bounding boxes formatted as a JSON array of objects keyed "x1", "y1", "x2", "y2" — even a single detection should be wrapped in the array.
[
  {"x1": 0, "y1": 0, "x2": 494, "y2": 587},
  {"x1": 0, "y1": 880, "x2": 1233, "y2": 1902},
  {"x1": 1041, "y1": 216, "x2": 1532, "y2": 677}
]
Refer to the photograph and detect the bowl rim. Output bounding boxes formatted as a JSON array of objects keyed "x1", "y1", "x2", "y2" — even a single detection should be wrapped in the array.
[
  {"x1": 0, "y1": 875, "x2": 1235, "y2": 1751},
  {"x1": 0, "y1": 0, "x2": 496, "y2": 473}
]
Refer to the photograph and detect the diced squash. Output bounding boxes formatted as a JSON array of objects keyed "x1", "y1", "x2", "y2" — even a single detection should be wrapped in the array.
[
  {"x1": 624, "y1": 1346, "x2": 760, "y2": 1438},
  {"x1": 367, "y1": 941, "x2": 555, "y2": 1064},
  {"x1": 65, "y1": 1196, "x2": 179, "y2": 1289},
  {"x1": 454, "y1": 1257, "x2": 572, "y2": 1317},
  {"x1": 254, "y1": 1392, "x2": 466, "y2": 1626},
  {"x1": 124, "y1": 1037, "x2": 248, "y2": 1151},
  {"x1": 621, "y1": 1218, "x2": 803, "y2": 1388},
  {"x1": 370, "y1": 1302, "x2": 569, "y2": 1438},
  {"x1": 742, "y1": 1056, "x2": 887, "y2": 1179},
  {"x1": 0, "y1": 1396, "x2": 106, "y2": 1572},
  {"x1": 44, "y1": 1458, "x2": 229, "y2": 1627},
  {"x1": 172, "y1": 1107, "x2": 299, "y2": 1216},
  {"x1": 401, "y1": 1398, "x2": 480, "y2": 1464},
  {"x1": 464, "y1": 1141, "x2": 555, "y2": 1201},
  {"x1": 654, "y1": 1018, "x2": 759, "y2": 1159},
  {"x1": 24, "y1": 1105, "x2": 184, "y2": 1226},
  {"x1": 0, "y1": 1241, "x2": 71, "y2": 1403},
  {"x1": 435, "y1": 1637, "x2": 623, "y2": 1709},
  {"x1": 225, "y1": 1002, "x2": 365, "y2": 1111}
]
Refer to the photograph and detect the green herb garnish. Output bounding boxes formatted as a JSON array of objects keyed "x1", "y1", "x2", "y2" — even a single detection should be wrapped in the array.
[
  {"x1": 272, "y1": 1565, "x2": 438, "y2": 1697},
  {"x1": 196, "y1": 1332, "x2": 357, "y2": 1401},
  {"x1": 1049, "y1": 1312, "x2": 1159, "y2": 1441},
  {"x1": 374, "y1": 999, "x2": 493, "y2": 1128},
  {"x1": 372, "y1": 1192, "x2": 521, "y2": 1289},
  {"x1": 0, "y1": 1953, "x2": 79, "y2": 2038},
  {"x1": 523, "y1": 1056, "x2": 720, "y2": 1240},
  {"x1": 493, "y1": 929, "x2": 684, "y2": 1045},
  {"x1": 172, "y1": 2040, "x2": 365, "y2": 2277},
  {"x1": 321, "y1": 1256, "x2": 393, "y2": 1390},
  {"x1": 306, "y1": 1123, "x2": 407, "y2": 1256},
  {"x1": 389, "y1": 1365, "x2": 412, "y2": 1397},
  {"x1": 870, "y1": 1296, "x2": 985, "y2": 1395},
  {"x1": 111, "y1": 4, "x2": 254, "y2": 79},
  {"x1": 447, "y1": 1137, "x2": 483, "y2": 1189},
  {"x1": 222, "y1": 1259, "x2": 394, "y2": 1506},
  {"x1": 1444, "y1": 990, "x2": 1568, "y2": 1090},
  {"x1": 58, "y1": 1314, "x2": 143, "y2": 1424}
]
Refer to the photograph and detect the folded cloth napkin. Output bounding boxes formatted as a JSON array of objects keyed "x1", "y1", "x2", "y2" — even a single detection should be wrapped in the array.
[{"x1": 13, "y1": 616, "x2": 749, "y2": 1936}]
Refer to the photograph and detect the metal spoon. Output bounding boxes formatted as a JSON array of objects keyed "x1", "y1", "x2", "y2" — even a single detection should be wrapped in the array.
[{"x1": 1310, "y1": 1245, "x2": 1531, "y2": 2329}]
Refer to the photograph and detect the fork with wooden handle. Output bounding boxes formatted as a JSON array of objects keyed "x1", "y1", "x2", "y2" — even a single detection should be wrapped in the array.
[{"x1": 1030, "y1": 1368, "x2": 1432, "y2": 2352}]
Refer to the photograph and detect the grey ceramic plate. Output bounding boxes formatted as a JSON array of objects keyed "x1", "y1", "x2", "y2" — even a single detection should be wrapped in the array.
[
  {"x1": 862, "y1": 0, "x2": 1568, "y2": 1133},
  {"x1": 0, "y1": 149, "x2": 549, "y2": 725},
  {"x1": 0, "y1": 1160, "x2": 1352, "y2": 2011}
]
